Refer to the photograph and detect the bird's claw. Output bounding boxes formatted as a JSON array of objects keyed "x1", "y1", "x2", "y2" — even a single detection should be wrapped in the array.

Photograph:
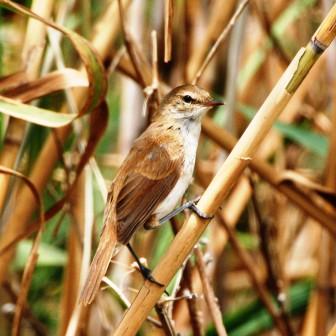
[
  {"x1": 189, "y1": 197, "x2": 214, "y2": 220},
  {"x1": 139, "y1": 264, "x2": 164, "y2": 287}
]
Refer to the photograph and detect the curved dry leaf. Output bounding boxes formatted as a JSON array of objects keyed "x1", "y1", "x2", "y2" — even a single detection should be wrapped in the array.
[
  {"x1": 0, "y1": 71, "x2": 28, "y2": 91},
  {"x1": 0, "y1": 95, "x2": 76, "y2": 127},
  {"x1": 0, "y1": 0, "x2": 107, "y2": 126},
  {"x1": 0, "y1": 166, "x2": 44, "y2": 336},
  {"x1": 3, "y1": 68, "x2": 88, "y2": 102},
  {"x1": 278, "y1": 170, "x2": 336, "y2": 208},
  {"x1": 0, "y1": 225, "x2": 38, "y2": 258}
]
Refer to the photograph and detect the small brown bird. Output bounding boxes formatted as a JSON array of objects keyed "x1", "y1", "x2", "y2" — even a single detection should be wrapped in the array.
[{"x1": 80, "y1": 84, "x2": 223, "y2": 305}]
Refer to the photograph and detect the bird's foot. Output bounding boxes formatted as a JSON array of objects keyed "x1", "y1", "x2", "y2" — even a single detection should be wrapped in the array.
[
  {"x1": 137, "y1": 264, "x2": 169, "y2": 295},
  {"x1": 188, "y1": 197, "x2": 214, "y2": 220},
  {"x1": 159, "y1": 197, "x2": 214, "y2": 224},
  {"x1": 138, "y1": 263, "x2": 164, "y2": 287},
  {"x1": 127, "y1": 243, "x2": 168, "y2": 294}
]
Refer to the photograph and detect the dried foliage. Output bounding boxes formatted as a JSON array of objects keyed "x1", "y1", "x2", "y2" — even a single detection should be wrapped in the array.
[{"x1": 0, "y1": 1, "x2": 336, "y2": 335}]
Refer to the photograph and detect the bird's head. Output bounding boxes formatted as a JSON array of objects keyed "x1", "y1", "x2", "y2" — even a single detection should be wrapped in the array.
[{"x1": 160, "y1": 84, "x2": 223, "y2": 121}]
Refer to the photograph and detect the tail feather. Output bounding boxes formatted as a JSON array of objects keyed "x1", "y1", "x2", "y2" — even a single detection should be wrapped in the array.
[{"x1": 80, "y1": 224, "x2": 117, "y2": 305}]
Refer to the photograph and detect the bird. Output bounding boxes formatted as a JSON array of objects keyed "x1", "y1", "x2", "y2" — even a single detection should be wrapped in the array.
[{"x1": 80, "y1": 84, "x2": 223, "y2": 305}]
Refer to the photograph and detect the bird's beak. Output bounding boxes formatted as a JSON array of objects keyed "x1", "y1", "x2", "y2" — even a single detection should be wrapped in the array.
[{"x1": 203, "y1": 99, "x2": 224, "y2": 107}]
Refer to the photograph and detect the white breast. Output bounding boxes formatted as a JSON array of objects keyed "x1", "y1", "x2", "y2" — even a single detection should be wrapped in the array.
[{"x1": 155, "y1": 120, "x2": 201, "y2": 218}]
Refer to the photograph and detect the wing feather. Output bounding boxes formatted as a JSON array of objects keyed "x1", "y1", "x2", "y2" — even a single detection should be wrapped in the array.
[{"x1": 114, "y1": 134, "x2": 182, "y2": 244}]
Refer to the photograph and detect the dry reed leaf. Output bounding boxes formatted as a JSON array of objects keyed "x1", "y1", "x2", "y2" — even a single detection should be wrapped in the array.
[
  {"x1": 3, "y1": 68, "x2": 88, "y2": 102},
  {"x1": 278, "y1": 170, "x2": 336, "y2": 207},
  {"x1": 117, "y1": 0, "x2": 146, "y2": 88},
  {"x1": 186, "y1": 0, "x2": 237, "y2": 81},
  {"x1": 164, "y1": 0, "x2": 173, "y2": 63},
  {"x1": 192, "y1": 0, "x2": 249, "y2": 84},
  {"x1": 194, "y1": 247, "x2": 228, "y2": 336},
  {"x1": 0, "y1": 166, "x2": 44, "y2": 336},
  {"x1": 59, "y1": 173, "x2": 85, "y2": 335},
  {"x1": 0, "y1": 225, "x2": 39, "y2": 258},
  {"x1": 0, "y1": 0, "x2": 107, "y2": 121},
  {"x1": 0, "y1": 71, "x2": 28, "y2": 91},
  {"x1": 145, "y1": 30, "x2": 160, "y2": 121},
  {"x1": 0, "y1": 95, "x2": 78, "y2": 127}
]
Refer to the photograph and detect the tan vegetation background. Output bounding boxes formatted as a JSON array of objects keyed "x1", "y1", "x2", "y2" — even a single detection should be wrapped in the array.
[{"x1": 0, "y1": 0, "x2": 335, "y2": 335}]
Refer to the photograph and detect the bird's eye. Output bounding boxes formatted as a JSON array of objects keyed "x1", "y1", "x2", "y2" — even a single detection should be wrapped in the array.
[{"x1": 183, "y1": 95, "x2": 193, "y2": 103}]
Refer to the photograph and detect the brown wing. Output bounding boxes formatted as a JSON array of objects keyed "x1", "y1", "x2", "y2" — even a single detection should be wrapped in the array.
[{"x1": 115, "y1": 135, "x2": 182, "y2": 244}]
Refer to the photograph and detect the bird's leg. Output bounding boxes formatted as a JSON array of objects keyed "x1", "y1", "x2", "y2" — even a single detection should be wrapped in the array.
[
  {"x1": 126, "y1": 243, "x2": 164, "y2": 288},
  {"x1": 159, "y1": 196, "x2": 213, "y2": 225}
]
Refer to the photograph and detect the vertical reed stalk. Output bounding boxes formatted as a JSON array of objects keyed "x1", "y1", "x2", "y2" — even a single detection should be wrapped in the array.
[{"x1": 59, "y1": 173, "x2": 85, "y2": 335}]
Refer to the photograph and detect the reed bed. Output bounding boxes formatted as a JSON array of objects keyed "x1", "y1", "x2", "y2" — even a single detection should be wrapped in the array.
[{"x1": 0, "y1": 1, "x2": 335, "y2": 335}]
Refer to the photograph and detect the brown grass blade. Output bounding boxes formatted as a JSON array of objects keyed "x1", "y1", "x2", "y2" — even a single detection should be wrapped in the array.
[
  {"x1": 4, "y1": 68, "x2": 88, "y2": 102},
  {"x1": 192, "y1": 0, "x2": 249, "y2": 85},
  {"x1": 59, "y1": 173, "x2": 85, "y2": 335},
  {"x1": 186, "y1": 0, "x2": 237, "y2": 81},
  {"x1": 164, "y1": 0, "x2": 173, "y2": 63},
  {"x1": 278, "y1": 170, "x2": 336, "y2": 208},
  {"x1": 118, "y1": 0, "x2": 146, "y2": 88},
  {"x1": 194, "y1": 247, "x2": 228, "y2": 336},
  {"x1": 0, "y1": 167, "x2": 44, "y2": 336},
  {"x1": 0, "y1": 71, "x2": 28, "y2": 91}
]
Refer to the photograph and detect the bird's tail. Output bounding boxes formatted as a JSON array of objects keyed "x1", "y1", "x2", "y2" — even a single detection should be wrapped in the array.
[{"x1": 79, "y1": 223, "x2": 117, "y2": 305}]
